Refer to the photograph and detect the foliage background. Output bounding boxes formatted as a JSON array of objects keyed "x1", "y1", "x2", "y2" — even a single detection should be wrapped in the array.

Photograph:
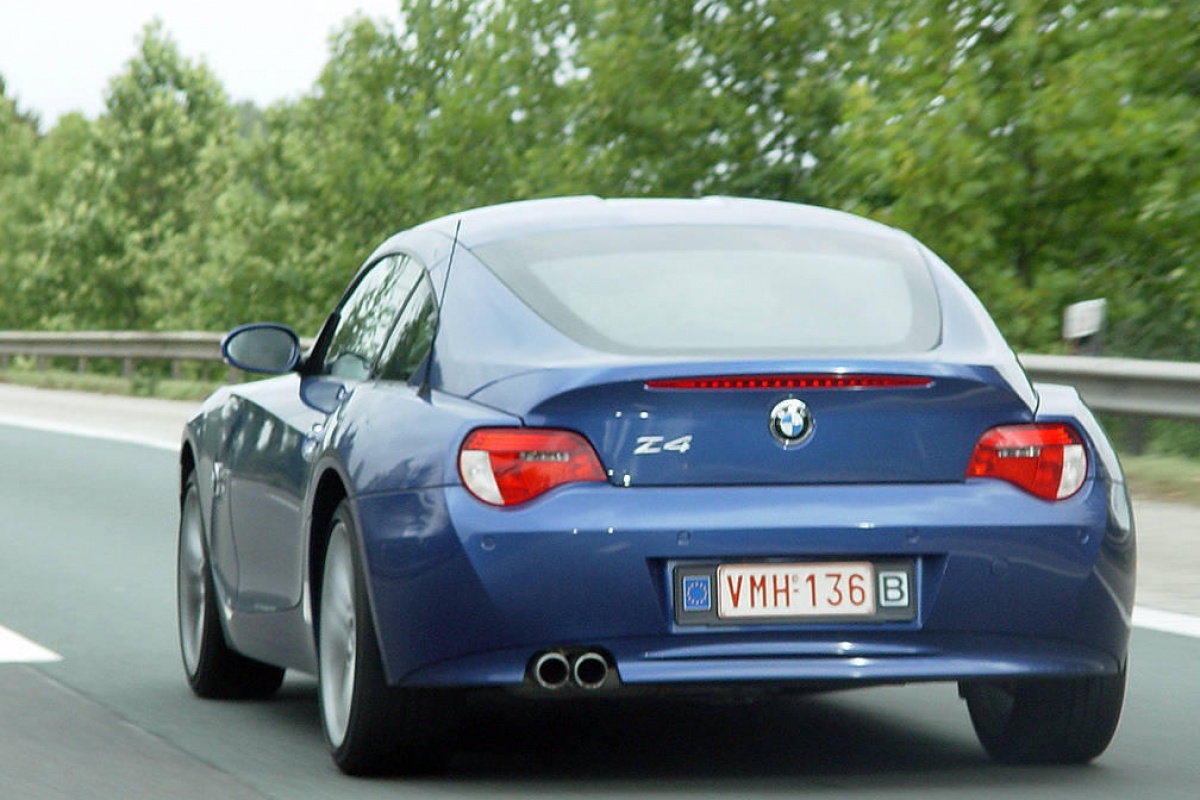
[{"x1": 0, "y1": 0, "x2": 1196, "y2": 362}]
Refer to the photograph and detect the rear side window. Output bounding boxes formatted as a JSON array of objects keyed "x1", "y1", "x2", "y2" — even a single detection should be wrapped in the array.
[
  {"x1": 474, "y1": 226, "x2": 941, "y2": 355},
  {"x1": 377, "y1": 276, "x2": 438, "y2": 382},
  {"x1": 322, "y1": 255, "x2": 420, "y2": 380}
]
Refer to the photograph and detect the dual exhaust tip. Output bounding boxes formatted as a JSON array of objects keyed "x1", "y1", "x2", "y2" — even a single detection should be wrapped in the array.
[{"x1": 531, "y1": 650, "x2": 613, "y2": 691}]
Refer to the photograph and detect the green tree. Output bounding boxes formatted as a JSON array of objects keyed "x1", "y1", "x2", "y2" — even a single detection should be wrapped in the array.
[
  {"x1": 32, "y1": 22, "x2": 237, "y2": 330},
  {"x1": 207, "y1": 0, "x2": 590, "y2": 332},
  {"x1": 827, "y1": 1, "x2": 1199, "y2": 353},
  {"x1": 0, "y1": 78, "x2": 43, "y2": 328},
  {"x1": 1, "y1": 111, "x2": 93, "y2": 330},
  {"x1": 3, "y1": 0, "x2": 1194, "y2": 363}
]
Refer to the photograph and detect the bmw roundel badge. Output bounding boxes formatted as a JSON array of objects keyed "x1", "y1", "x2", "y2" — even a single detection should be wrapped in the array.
[{"x1": 769, "y1": 398, "x2": 814, "y2": 447}]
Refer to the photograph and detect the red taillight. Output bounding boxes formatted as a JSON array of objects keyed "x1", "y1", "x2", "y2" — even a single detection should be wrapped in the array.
[
  {"x1": 966, "y1": 423, "x2": 1087, "y2": 500},
  {"x1": 645, "y1": 375, "x2": 933, "y2": 390},
  {"x1": 458, "y1": 428, "x2": 606, "y2": 506}
]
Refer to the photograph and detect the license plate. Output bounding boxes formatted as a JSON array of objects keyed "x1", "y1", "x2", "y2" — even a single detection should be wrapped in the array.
[
  {"x1": 672, "y1": 559, "x2": 915, "y2": 626},
  {"x1": 717, "y1": 562, "x2": 875, "y2": 619}
]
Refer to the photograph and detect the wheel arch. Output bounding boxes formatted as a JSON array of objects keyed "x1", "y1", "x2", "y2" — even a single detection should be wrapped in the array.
[
  {"x1": 179, "y1": 441, "x2": 197, "y2": 494},
  {"x1": 309, "y1": 467, "x2": 350, "y2": 630}
]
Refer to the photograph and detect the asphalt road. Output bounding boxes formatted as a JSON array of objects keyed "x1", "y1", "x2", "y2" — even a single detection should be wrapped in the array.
[{"x1": 1, "y1": 385, "x2": 1198, "y2": 799}]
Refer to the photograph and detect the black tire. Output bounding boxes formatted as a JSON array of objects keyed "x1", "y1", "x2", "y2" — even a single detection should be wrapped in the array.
[
  {"x1": 960, "y1": 666, "x2": 1127, "y2": 764},
  {"x1": 177, "y1": 472, "x2": 286, "y2": 699},
  {"x1": 316, "y1": 501, "x2": 458, "y2": 776}
]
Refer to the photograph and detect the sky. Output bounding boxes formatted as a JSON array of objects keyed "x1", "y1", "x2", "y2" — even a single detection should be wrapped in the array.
[{"x1": 0, "y1": 0, "x2": 401, "y2": 127}]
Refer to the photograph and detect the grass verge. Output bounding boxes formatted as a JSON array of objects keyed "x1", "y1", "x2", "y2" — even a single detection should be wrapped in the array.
[
  {"x1": 0, "y1": 368, "x2": 223, "y2": 402},
  {"x1": 1121, "y1": 454, "x2": 1200, "y2": 508}
]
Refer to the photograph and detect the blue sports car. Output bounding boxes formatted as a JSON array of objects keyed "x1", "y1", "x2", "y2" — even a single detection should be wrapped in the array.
[{"x1": 177, "y1": 196, "x2": 1135, "y2": 775}]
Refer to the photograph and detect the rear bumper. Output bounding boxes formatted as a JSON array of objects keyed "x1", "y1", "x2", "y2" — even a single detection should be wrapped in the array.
[
  {"x1": 402, "y1": 633, "x2": 1122, "y2": 689},
  {"x1": 353, "y1": 478, "x2": 1135, "y2": 689}
]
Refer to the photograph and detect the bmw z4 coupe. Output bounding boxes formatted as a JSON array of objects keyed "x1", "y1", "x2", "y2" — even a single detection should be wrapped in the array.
[{"x1": 177, "y1": 196, "x2": 1135, "y2": 775}]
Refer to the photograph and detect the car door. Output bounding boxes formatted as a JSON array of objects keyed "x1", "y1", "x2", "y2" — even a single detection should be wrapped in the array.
[{"x1": 226, "y1": 254, "x2": 421, "y2": 611}]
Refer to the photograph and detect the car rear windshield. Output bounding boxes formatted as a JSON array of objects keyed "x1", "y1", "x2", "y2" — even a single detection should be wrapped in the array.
[{"x1": 473, "y1": 225, "x2": 942, "y2": 356}]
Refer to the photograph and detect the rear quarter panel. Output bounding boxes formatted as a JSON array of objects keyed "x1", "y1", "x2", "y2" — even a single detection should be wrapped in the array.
[{"x1": 1031, "y1": 380, "x2": 1136, "y2": 648}]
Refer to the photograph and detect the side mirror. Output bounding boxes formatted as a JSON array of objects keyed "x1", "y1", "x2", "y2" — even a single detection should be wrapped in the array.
[{"x1": 221, "y1": 323, "x2": 302, "y2": 374}]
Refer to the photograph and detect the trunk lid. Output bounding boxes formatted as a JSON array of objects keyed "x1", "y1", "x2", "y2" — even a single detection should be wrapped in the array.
[{"x1": 476, "y1": 360, "x2": 1034, "y2": 488}]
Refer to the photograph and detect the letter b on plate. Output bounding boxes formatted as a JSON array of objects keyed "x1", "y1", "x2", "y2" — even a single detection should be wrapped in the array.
[{"x1": 878, "y1": 571, "x2": 910, "y2": 608}]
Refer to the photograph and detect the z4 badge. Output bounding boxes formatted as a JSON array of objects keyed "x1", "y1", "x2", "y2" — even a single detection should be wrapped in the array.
[{"x1": 633, "y1": 435, "x2": 693, "y2": 455}]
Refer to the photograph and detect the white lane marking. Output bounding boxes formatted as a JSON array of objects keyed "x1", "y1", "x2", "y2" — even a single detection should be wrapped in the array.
[
  {"x1": 0, "y1": 625, "x2": 62, "y2": 663},
  {"x1": 1133, "y1": 606, "x2": 1200, "y2": 639},
  {"x1": 0, "y1": 415, "x2": 178, "y2": 452}
]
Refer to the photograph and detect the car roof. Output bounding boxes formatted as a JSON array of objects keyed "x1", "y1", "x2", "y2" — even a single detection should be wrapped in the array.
[
  {"x1": 411, "y1": 196, "x2": 912, "y2": 249},
  {"x1": 384, "y1": 195, "x2": 1032, "y2": 410}
]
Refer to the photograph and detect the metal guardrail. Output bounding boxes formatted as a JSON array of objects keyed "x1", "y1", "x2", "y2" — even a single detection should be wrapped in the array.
[
  {"x1": 0, "y1": 332, "x2": 1195, "y2": 420},
  {"x1": 1019, "y1": 354, "x2": 1200, "y2": 421},
  {"x1": 0, "y1": 331, "x2": 222, "y2": 362},
  {"x1": 0, "y1": 331, "x2": 225, "y2": 379}
]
